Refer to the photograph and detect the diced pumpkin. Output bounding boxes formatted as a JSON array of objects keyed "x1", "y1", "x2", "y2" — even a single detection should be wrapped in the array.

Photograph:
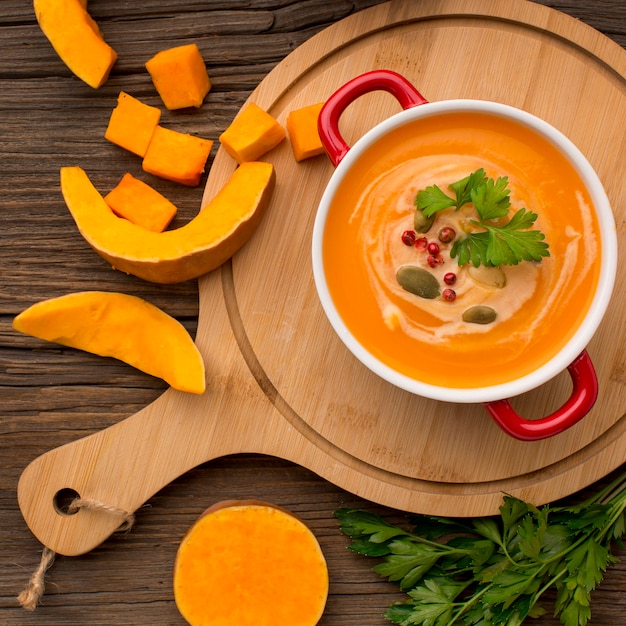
[
  {"x1": 61, "y1": 162, "x2": 275, "y2": 283},
  {"x1": 13, "y1": 291, "x2": 205, "y2": 394},
  {"x1": 142, "y1": 126, "x2": 213, "y2": 187},
  {"x1": 219, "y1": 103, "x2": 286, "y2": 163},
  {"x1": 146, "y1": 43, "x2": 211, "y2": 110},
  {"x1": 286, "y1": 102, "x2": 326, "y2": 161},
  {"x1": 173, "y1": 500, "x2": 328, "y2": 626},
  {"x1": 33, "y1": 0, "x2": 117, "y2": 89},
  {"x1": 104, "y1": 173, "x2": 177, "y2": 233},
  {"x1": 104, "y1": 92, "x2": 162, "y2": 157}
]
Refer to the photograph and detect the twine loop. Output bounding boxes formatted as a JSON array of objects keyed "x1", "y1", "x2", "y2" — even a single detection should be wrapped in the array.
[
  {"x1": 67, "y1": 497, "x2": 135, "y2": 532},
  {"x1": 18, "y1": 497, "x2": 134, "y2": 611}
]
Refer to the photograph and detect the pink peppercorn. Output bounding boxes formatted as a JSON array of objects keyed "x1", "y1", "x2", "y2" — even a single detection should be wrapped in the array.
[
  {"x1": 427, "y1": 254, "x2": 444, "y2": 267},
  {"x1": 401, "y1": 230, "x2": 417, "y2": 246},
  {"x1": 442, "y1": 288, "x2": 456, "y2": 302},
  {"x1": 415, "y1": 237, "x2": 428, "y2": 251},
  {"x1": 443, "y1": 272, "x2": 457, "y2": 285},
  {"x1": 438, "y1": 227, "x2": 456, "y2": 244},
  {"x1": 427, "y1": 242, "x2": 440, "y2": 255}
]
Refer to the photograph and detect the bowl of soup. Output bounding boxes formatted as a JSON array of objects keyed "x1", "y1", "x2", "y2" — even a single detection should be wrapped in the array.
[{"x1": 312, "y1": 70, "x2": 617, "y2": 441}]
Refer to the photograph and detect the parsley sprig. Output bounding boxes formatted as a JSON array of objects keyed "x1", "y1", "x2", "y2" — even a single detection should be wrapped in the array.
[
  {"x1": 336, "y1": 470, "x2": 626, "y2": 626},
  {"x1": 415, "y1": 169, "x2": 550, "y2": 267}
]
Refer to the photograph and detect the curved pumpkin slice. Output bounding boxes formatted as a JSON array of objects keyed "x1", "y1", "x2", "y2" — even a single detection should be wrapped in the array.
[
  {"x1": 13, "y1": 291, "x2": 205, "y2": 394},
  {"x1": 34, "y1": 0, "x2": 117, "y2": 88},
  {"x1": 61, "y1": 162, "x2": 275, "y2": 284}
]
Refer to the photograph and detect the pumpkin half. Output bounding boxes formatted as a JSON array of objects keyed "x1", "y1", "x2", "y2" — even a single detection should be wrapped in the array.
[
  {"x1": 13, "y1": 291, "x2": 205, "y2": 394},
  {"x1": 34, "y1": 0, "x2": 117, "y2": 88},
  {"x1": 173, "y1": 500, "x2": 329, "y2": 626},
  {"x1": 61, "y1": 162, "x2": 275, "y2": 283}
]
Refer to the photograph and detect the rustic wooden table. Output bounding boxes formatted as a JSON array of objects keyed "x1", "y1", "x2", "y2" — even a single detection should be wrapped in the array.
[{"x1": 1, "y1": 1, "x2": 625, "y2": 624}]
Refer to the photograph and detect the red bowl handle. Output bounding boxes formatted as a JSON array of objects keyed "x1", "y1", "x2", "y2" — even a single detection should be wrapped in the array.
[
  {"x1": 483, "y1": 350, "x2": 598, "y2": 441},
  {"x1": 318, "y1": 69, "x2": 428, "y2": 166}
]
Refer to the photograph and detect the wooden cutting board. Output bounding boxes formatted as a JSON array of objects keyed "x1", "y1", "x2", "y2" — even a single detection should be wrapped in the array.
[{"x1": 18, "y1": 0, "x2": 626, "y2": 556}]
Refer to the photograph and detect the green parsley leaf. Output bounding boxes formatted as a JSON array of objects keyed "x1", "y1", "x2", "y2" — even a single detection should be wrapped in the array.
[
  {"x1": 335, "y1": 508, "x2": 410, "y2": 544},
  {"x1": 450, "y1": 230, "x2": 489, "y2": 267},
  {"x1": 336, "y1": 469, "x2": 626, "y2": 626},
  {"x1": 372, "y1": 539, "x2": 441, "y2": 589},
  {"x1": 452, "y1": 208, "x2": 550, "y2": 267},
  {"x1": 482, "y1": 567, "x2": 542, "y2": 607},
  {"x1": 416, "y1": 168, "x2": 489, "y2": 218},
  {"x1": 472, "y1": 518, "x2": 504, "y2": 547},
  {"x1": 414, "y1": 169, "x2": 550, "y2": 267},
  {"x1": 416, "y1": 184, "x2": 456, "y2": 217},
  {"x1": 450, "y1": 168, "x2": 487, "y2": 208},
  {"x1": 409, "y1": 514, "x2": 475, "y2": 540},
  {"x1": 470, "y1": 175, "x2": 511, "y2": 221}
]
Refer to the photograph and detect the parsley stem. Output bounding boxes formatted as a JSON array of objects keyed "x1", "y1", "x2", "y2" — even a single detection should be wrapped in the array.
[
  {"x1": 529, "y1": 566, "x2": 569, "y2": 612},
  {"x1": 447, "y1": 581, "x2": 494, "y2": 625},
  {"x1": 599, "y1": 475, "x2": 626, "y2": 507}
]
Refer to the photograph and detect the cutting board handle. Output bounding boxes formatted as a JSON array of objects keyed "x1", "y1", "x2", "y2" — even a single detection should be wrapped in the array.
[
  {"x1": 16, "y1": 390, "x2": 232, "y2": 556},
  {"x1": 318, "y1": 69, "x2": 428, "y2": 166}
]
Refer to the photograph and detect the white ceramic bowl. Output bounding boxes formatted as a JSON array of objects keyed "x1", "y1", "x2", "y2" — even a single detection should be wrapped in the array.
[{"x1": 312, "y1": 70, "x2": 617, "y2": 440}]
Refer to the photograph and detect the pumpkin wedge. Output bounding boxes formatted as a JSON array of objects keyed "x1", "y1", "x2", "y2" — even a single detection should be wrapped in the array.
[
  {"x1": 13, "y1": 291, "x2": 205, "y2": 394},
  {"x1": 61, "y1": 162, "x2": 275, "y2": 283},
  {"x1": 34, "y1": 0, "x2": 117, "y2": 89},
  {"x1": 173, "y1": 500, "x2": 329, "y2": 626}
]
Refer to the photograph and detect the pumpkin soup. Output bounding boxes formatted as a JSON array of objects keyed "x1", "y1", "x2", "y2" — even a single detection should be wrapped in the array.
[{"x1": 322, "y1": 112, "x2": 601, "y2": 389}]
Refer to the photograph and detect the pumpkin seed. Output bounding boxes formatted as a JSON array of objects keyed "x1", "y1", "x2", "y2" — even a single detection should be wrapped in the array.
[
  {"x1": 397, "y1": 266, "x2": 440, "y2": 299},
  {"x1": 462, "y1": 305, "x2": 497, "y2": 324},
  {"x1": 467, "y1": 265, "x2": 507, "y2": 289},
  {"x1": 414, "y1": 209, "x2": 435, "y2": 233}
]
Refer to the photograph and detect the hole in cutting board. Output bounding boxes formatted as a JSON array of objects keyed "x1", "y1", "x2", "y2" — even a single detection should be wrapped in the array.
[{"x1": 54, "y1": 488, "x2": 81, "y2": 516}]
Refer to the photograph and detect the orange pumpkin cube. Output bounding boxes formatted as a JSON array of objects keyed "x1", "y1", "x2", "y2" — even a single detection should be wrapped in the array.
[
  {"x1": 104, "y1": 173, "x2": 177, "y2": 232},
  {"x1": 286, "y1": 102, "x2": 326, "y2": 162},
  {"x1": 104, "y1": 92, "x2": 161, "y2": 157},
  {"x1": 142, "y1": 126, "x2": 213, "y2": 186},
  {"x1": 219, "y1": 103, "x2": 286, "y2": 163},
  {"x1": 145, "y1": 43, "x2": 211, "y2": 110}
]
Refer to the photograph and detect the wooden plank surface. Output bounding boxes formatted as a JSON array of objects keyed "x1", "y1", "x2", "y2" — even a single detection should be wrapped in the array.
[{"x1": 1, "y1": 1, "x2": 625, "y2": 624}]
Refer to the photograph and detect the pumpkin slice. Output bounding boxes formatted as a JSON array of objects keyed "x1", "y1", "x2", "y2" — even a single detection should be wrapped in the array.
[
  {"x1": 173, "y1": 500, "x2": 329, "y2": 626},
  {"x1": 34, "y1": 0, "x2": 117, "y2": 89},
  {"x1": 13, "y1": 291, "x2": 205, "y2": 394},
  {"x1": 61, "y1": 162, "x2": 275, "y2": 283}
]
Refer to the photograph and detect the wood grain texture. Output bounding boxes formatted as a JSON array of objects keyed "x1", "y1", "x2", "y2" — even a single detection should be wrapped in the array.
[{"x1": 1, "y1": 1, "x2": 625, "y2": 624}]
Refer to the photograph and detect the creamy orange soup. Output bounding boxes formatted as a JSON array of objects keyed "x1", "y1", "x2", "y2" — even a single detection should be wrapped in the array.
[{"x1": 323, "y1": 112, "x2": 601, "y2": 389}]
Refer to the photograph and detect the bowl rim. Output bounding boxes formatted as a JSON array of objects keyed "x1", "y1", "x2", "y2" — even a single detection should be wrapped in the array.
[{"x1": 311, "y1": 99, "x2": 618, "y2": 403}]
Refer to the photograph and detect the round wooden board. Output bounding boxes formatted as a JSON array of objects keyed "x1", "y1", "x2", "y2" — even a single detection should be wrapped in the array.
[
  {"x1": 201, "y1": 0, "x2": 626, "y2": 504},
  {"x1": 17, "y1": 0, "x2": 626, "y2": 557}
]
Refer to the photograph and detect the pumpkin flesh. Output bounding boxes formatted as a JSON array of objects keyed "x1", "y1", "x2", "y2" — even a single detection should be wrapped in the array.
[
  {"x1": 104, "y1": 173, "x2": 177, "y2": 233},
  {"x1": 61, "y1": 162, "x2": 275, "y2": 283},
  {"x1": 219, "y1": 103, "x2": 286, "y2": 163},
  {"x1": 13, "y1": 291, "x2": 205, "y2": 394},
  {"x1": 173, "y1": 500, "x2": 328, "y2": 626},
  {"x1": 105, "y1": 92, "x2": 162, "y2": 157},
  {"x1": 34, "y1": 0, "x2": 117, "y2": 88},
  {"x1": 286, "y1": 102, "x2": 326, "y2": 161},
  {"x1": 146, "y1": 43, "x2": 211, "y2": 110}
]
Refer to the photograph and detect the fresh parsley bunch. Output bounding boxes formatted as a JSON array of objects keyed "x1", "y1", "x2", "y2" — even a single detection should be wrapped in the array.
[
  {"x1": 336, "y1": 471, "x2": 626, "y2": 626},
  {"x1": 415, "y1": 169, "x2": 550, "y2": 267}
]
